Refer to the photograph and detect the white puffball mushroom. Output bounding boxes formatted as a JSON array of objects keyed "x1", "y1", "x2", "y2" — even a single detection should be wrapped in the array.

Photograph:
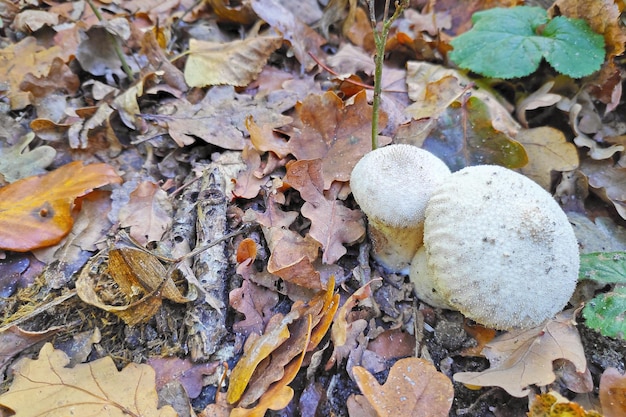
[
  {"x1": 410, "y1": 165, "x2": 579, "y2": 330},
  {"x1": 350, "y1": 144, "x2": 451, "y2": 273}
]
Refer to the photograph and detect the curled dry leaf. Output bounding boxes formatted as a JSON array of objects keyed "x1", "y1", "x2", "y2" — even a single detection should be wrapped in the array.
[
  {"x1": 77, "y1": 247, "x2": 193, "y2": 326},
  {"x1": 580, "y1": 159, "x2": 626, "y2": 220},
  {"x1": 0, "y1": 161, "x2": 121, "y2": 252},
  {"x1": 454, "y1": 310, "x2": 588, "y2": 397},
  {"x1": 352, "y1": 357, "x2": 454, "y2": 417},
  {"x1": 0, "y1": 343, "x2": 177, "y2": 417},
  {"x1": 184, "y1": 36, "x2": 283, "y2": 88}
]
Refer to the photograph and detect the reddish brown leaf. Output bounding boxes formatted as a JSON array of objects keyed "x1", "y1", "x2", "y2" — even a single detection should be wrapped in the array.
[
  {"x1": 118, "y1": 181, "x2": 173, "y2": 244},
  {"x1": 284, "y1": 159, "x2": 365, "y2": 264},
  {"x1": 0, "y1": 161, "x2": 121, "y2": 251}
]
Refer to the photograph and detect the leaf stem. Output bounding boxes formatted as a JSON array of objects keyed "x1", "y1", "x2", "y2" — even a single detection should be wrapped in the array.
[
  {"x1": 368, "y1": 0, "x2": 408, "y2": 150},
  {"x1": 85, "y1": 0, "x2": 135, "y2": 81}
]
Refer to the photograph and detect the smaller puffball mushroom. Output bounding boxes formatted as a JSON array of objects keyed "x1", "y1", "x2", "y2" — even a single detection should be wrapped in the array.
[
  {"x1": 410, "y1": 165, "x2": 579, "y2": 330},
  {"x1": 350, "y1": 144, "x2": 451, "y2": 273}
]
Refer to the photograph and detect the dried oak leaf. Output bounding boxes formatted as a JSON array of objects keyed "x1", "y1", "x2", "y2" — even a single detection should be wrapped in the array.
[
  {"x1": 146, "y1": 357, "x2": 219, "y2": 399},
  {"x1": 157, "y1": 86, "x2": 293, "y2": 149},
  {"x1": 352, "y1": 357, "x2": 454, "y2": 417},
  {"x1": 118, "y1": 181, "x2": 173, "y2": 245},
  {"x1": 0, "y1": 36, "x2": 67, "y2": 109},
  {"x1": 184, "y1": 36, "x2": 283, "y2": 87},
  {"x1": 454, "y1": 310, "x2": 587, "y2": 397},
  {"x1": 0, "y1": 161, "x2": 121, "y2": 252},
  {"x1": 516, "y1": 126, "x2": 579, "y2": 191},
  {"x1": 250, "y1": 0, "x2": 325, "y2": 72},
  {"x1": 232, "y1": 144, "x2": 270, "y2": 200},
  {"x1": 247, "y1": 194, "x2": 322, "y2": 288},
  {"x1": 284, "y1": 159, "x2": 365, "y2": 264},
  {"x1": 230, "y1": 278, "x2": 279, "y2": 336},
  {"x1": 600, "y1": 368, "x2": 626, "y2": 417},
  {"x1": 0, "y1": 132, "x2": 56, "y2": 184},
  {"x1": 0, "y1": 343, "x2": 177, "y2": 417},
  {"x1": 289, "y1": 90, "x2": 389, "y2": 189}
]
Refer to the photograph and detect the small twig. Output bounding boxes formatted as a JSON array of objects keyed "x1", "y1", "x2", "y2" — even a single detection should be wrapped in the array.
[
  {"x1": 85, "y1": 0, "x2": 135, "y2": 80},
  {"x1": 119, "y1": 223, "x2": 256, "y2": 264}
]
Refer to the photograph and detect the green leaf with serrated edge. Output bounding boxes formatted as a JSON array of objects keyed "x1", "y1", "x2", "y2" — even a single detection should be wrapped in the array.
[
  {"x1": 579, "y1": 252, "x2": 626, "y2": 284},
  {"x1": 449, "y1": 6, "x2": 605, "y2": 79},
  {"x1": 583, "y1": 286, "x2": 626, "y2": 340},
  {"x1": 421, "y1": 96, "x2": 528, "y2": 171},
  {"x1": 541, "y1": 17, "x2": 605, "y2": 78}
]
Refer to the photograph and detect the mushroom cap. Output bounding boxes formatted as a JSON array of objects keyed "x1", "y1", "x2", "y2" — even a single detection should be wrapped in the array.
[
  {"x1": 350, "y1": 144, "x2": 451, "y2": 228},
  {"x1": 422, "y1": 165, "x2": 579, "y2": 330}
]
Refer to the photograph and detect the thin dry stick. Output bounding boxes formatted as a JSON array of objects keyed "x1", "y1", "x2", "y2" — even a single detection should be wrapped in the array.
[{"x1": 368, "y1": 0, "x2": 409, "y2": 150}]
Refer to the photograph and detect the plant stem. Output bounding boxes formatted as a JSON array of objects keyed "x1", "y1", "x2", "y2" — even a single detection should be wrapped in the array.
[
  {"x1": 369, "y1": 0, "x2": 408, "y2": 150},
  {"x1": 85, "y1": 0, "x2": 135, "y2": 81}
]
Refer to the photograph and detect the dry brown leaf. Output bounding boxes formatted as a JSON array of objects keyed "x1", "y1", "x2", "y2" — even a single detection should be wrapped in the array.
[
  {"x1": 284, "y1": 159, "x2": 365, "y2": 264},
  {"x1": 118, "y1": 181, "x2": 173, "y2": 245},
  {"x1": 146, "y1": 357, "x2": 219, "y2": 399},
  {"x1": 599, "y1": 368, "x2": 626, "y2": 417},
  {"x1": 232, "y1": 144, "x2": 270, "y2": 200},
  {"x1": 515, "y1": 82, "x2": 563, "y2": 128},
  {"x1": 77, "y1": 247, "x2": 193, "y2": 326},
  {"x1": 580, "y1": 159, "x2": 626, "y2": 220},
  {"x1": 0, "y1": 36, "x2": 67, "y2": 109},
  {"x1": 251, "y1": 0, "x2": 325, "y2": 72},
  {"x1": 289, "y1": 90, "x2": 389, "y2": 189},
  {"x1": 0, "y1": 326, "x2": 63, "y2": 376},
  {"x1": 229, "y1": 278, "x2": 279, "y2": 336},
  {"x1": 454, "y1": 310, "x2": 588, "y2": 397},
  {"x1": 353, "y1": 357, "x2": 454, "y2": 417},
  {"x1": 0, "y1": 343, "x2": 177, "y2": 417},
  {"x1": 0, "y1": 132, "x2": 56, "y2": 183},
  {"x1": 184, "y1": 36, "x2": 283, "y2": 88},
  {"x1": 516, "y1": 126, "x2": 579, "y2": 190},
  {"x1": 157, "y1": 86, "x2": 293, "y2": 149}
]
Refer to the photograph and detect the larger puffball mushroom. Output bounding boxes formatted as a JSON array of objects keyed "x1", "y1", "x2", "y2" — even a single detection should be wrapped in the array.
[
  {"x1": 350, "y1": 144, "x2": 451, "y2": 273},
  {"x1": 410, "y1": 165, "x2": 579, "y2": 330}
]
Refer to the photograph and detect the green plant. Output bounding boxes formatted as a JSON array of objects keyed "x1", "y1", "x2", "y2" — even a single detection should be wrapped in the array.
[
  {"x1": 368, "y1": 0, "x2": 408, "y2": 149},
  {"x1": 579, "y1": 252, "x2": 626, "y2": 340},
  {"x1": 449, "y1": 6, "x2": 605, "y2": 79}
]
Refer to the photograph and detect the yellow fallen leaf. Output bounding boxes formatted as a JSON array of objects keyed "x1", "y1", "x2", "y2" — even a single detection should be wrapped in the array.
[{"x1": 0, "y1": 343, "x2": 176, "y2": 417}]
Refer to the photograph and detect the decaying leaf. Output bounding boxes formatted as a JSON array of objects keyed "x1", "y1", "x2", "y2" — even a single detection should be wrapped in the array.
[
  {"x1": 227, "y1": 279, "x2": 337, "y2": 407},
  {"x1": 118, "y1": 181, "x2": 173, "y2": 245},
  {"x1": 599, "y1": 368, "x2": 626, "y2": 417},
  {"x1": 229, "y1": 278, "x2": 279, "y2": 336},
  {"x1": 0, "y1": 343, "x2": 177, "y2": 417},
  {"x1": 528, "y1": 391, "x2": 603, "y2": 417},
  {"x1": 0, "y1": 132, "x2": 56, "y2": 184},
  {"x1": 290, "y1": 90, "x2": 389, "y2": 189},
  {"x1": 146, "y1": 356, "x2": 219, "y2": 399},
  {"x1": 516, "y1": 126, "x2": 579, "y2": 190},
  {"x1": 77, "y1": 247, "x2": 193, "y2": 326},
  {"x1": 184, "y1": 36, "x2": 283, "y2": 87},
  {"x1": 284, "y1": 159, "x2": 365, "y2": 264},
  {"x1": 454, "y1": 310, "x2": 588, "y2": 397},
  {"x1": 352, "y1": 357, "x2": 454, "y2": 417},
  {"x1": 0, "y1": 161, "x2": 122, "y2": 252},
  {"x1": 415, "y1": 96, "x2": 528, "y2": 171},
  {"x1": 580, "y1": 159, "x2": 626, "y2": 220}
]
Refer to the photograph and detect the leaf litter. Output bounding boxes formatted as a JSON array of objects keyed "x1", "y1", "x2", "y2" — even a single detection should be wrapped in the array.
[{"x1": 0, "y1": 1, "x2": 625, "y2": 416}]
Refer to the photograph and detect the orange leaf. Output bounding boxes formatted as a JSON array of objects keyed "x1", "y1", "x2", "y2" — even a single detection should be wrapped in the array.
[
  {"x1": 0, "y1": 161, "x2": 121, "y2": 251},
  {"x1": 353, "y1": 357, "x2": 454, "y2": 417}
]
